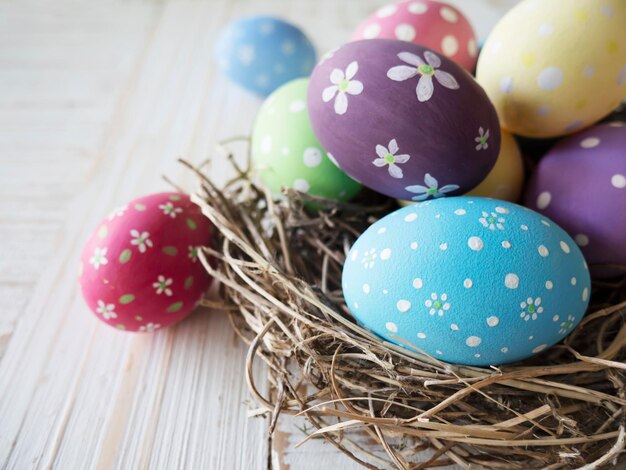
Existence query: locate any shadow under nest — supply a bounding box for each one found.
[181,144,626,470]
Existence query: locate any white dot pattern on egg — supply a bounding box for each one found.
[342,197,590,366]
[475,0,626,138]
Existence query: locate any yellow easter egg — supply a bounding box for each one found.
[467,130,524,201]
[477,0,626,138]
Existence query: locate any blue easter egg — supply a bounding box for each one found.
[342,197,591,366]
[215,16,317,97]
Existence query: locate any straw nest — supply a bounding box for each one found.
[182,140,626,470]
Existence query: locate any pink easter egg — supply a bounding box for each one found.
[79,192,214,332]
[352,0,478,72]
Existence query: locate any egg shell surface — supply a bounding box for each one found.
[524,122,626,272]
[308,39,501,201]
[251,78,362,202]
[476,0,626,138]
[80,192,213,332]
[352,0,478,72]
[342,197,590,366]
[467,130,524,202]
[215,15,316,97]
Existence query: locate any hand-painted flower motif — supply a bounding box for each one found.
[96,300,117,320]
[520,297,544,321]
[361,248,377,269]
[405,173,459,201]
[130,230,153,253]
[559,314,576,335]
[153,275,173,296]
[479,211,505,231]
[322,61,364,115]
[372,139,410,179]
[139,322,161,332]
[425,293,450,316]
[107,205,128,221]
[475,127,490,150]
[387,51,459,102]
[89,247,108,270]
[159,202,183,219]
[188,245,199,263]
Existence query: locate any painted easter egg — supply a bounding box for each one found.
[215,15,316,97]
[467,130,524,202]
[251,78,362,202]
[476,0,626,138]
[352,0,478,72]
[525,122,626,275]
[307,39,501,201]
[79,193,213,332]
[342,197,590,366]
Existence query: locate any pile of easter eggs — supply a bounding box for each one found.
[79,0,626,368]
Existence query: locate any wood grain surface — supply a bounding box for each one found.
[0,1,518,468]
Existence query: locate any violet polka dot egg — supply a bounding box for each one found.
[525,122,626,276]
[476,0,626,138]
[79,193,213,332]
[308,39,500,201]
[352,0,478,72]
[342,197,590,366]
[215,16,316,97]
[251,78,362,202]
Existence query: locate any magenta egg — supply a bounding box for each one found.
[352,0,478,72]
[79,192,214,332]
[307,39,500,201]
[524,122,626,275]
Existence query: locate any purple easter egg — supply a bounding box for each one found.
[525,122,626,275]
[307,39,500,201]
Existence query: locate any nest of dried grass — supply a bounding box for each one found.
[183,141,626,469]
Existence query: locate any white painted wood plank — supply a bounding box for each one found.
[0,1,269,468]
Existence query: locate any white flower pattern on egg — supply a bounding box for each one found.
[520,297,544,321]
[405,173,459,201]
[361,248,377,269]
[425,292,450,316]
[372,139,410,179]
[159,202,183,219]
[188,245,199,262]
[559,314,576,335]
[89,247,108,270]
[153,275,173,296]
[139,322,161,332]
[96,300,117,320]
[322,61,363,115]
[474,127,490,150]
[130,230,153,253]
[387,51,459,102]
[479,211,505,231]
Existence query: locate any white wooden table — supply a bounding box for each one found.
[0,1,518,468]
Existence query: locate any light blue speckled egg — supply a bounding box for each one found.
[342,197,591,366]
[215,16,317,97]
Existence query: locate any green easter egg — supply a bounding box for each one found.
[252,78,362,202]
